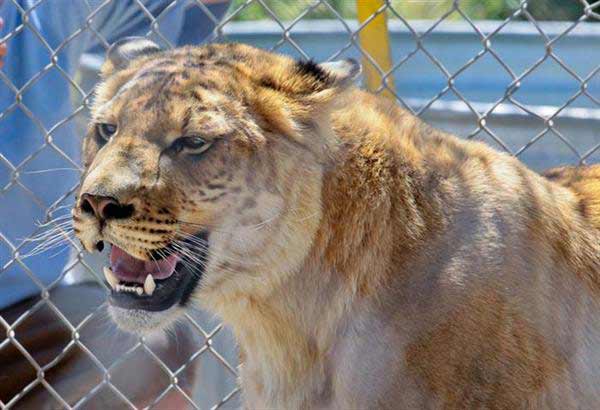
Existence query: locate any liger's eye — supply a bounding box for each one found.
[172,136,212,155]
[97,123,117,141]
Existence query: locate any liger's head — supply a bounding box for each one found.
[72,38,360,333]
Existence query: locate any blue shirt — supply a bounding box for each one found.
[0,0,229,309]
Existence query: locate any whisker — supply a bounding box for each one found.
[33,217,73,231]
[172,243,207,267]
[148,249,162,274]
[171,242,202,262]
[172,235,253,268]
[163,245,205,279]
[24,227,72,245]
[48,244,72,259]
[25,223,72,243]
[176,218,274,233]
[29,226,73,244]
[22,230,75,258]
[49,204,75,212]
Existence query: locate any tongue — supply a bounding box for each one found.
[110,245,179,284]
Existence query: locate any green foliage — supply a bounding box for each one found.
[227,0,586,22]
[228,0,353,22]
[526,0,584,21]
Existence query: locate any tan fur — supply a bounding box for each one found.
[405,289,567,409]
[73,43,600,409]
[544,164,600,230]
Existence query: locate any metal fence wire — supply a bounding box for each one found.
[1,0,599,408]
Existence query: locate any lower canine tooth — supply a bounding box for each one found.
[103,267,119,290]
[144,274,156,296]
[136,287,143,296]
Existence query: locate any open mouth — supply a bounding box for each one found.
[103,231,209,312]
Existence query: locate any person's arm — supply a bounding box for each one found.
[0,16,6,68]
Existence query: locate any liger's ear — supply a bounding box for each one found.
[289,58,362,94]
[311,59,362,88]
[250,57,361,141]
[101,37,162,76]
[291,58,361,115]
[259,57,361,97]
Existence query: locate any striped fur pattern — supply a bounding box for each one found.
[73,41,600,409]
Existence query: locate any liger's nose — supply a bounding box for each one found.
[79,193,135,220]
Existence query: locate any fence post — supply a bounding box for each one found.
[356,0,395,98]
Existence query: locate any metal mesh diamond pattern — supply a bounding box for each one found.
[1,0,599,408]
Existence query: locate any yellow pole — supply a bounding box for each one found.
[356,0,395,99]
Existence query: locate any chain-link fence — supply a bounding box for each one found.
[1,0,599,408]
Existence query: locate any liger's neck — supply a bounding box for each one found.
[221,134,443,406]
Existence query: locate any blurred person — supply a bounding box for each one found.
[0,0,229,407]
[0,17,5,68]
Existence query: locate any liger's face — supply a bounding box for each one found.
[72,40,357,333]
